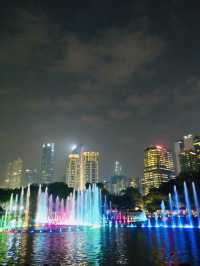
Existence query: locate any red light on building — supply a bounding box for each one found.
[156,145,163,150]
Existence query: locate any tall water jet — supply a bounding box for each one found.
[168,193,175,227]
[17,187,24,228]
[174,185,182,227]
[35,186,48,226]
[24,184,30,228]
[34,184,103,227]
[155,212,159,227]
[183,182,193,227]
[192,182,200,227]
[161,200,167,227]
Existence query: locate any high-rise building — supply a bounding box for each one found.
[174,134,200,173]
[183,134,193,151]
[128,177,137,189]
[82,151,99,184]
[65,146,100,189]
[142,145,175,195]
[65,151,80,189]
[40,143,55,184]
[111,175,127,194]
[114,161,122,176]
[193,136,200,171]
[23,168,38,186]
[179,150,197,172]
[174,140,184,174]
[5,158,23,189]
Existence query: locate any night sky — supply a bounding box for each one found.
[1,0,200,181]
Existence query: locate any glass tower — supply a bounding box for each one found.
[40,143,55,184]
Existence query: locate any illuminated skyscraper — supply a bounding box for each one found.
[183,134,193,150]
[5,158,23,189]
[65,146,100,189]
[82,151,100,185]
[142,145,175,195]
[65,151,80,189]
[179,150,197,172]
[174,134,200,173]
[114,161,122,176]
[193,136,200,171]
[174,140,184,174]
[40,143,55,184]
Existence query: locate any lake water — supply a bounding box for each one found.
[0,227,200,265]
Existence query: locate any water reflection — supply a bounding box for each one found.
[0,227,199,265]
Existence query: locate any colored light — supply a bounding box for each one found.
[156,145,163,150]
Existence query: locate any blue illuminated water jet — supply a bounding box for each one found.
[183,182,193,227]
[168,193,175,227]
[174,185,183,228]
[192,182,200,228]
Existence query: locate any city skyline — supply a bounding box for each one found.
[2,131,199,187]
[1,1,200,185]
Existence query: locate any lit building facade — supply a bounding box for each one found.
[5,158,23,189]
[114,161,122,176]
[174,140,184,174]
[179,151,197,172]
[142,145,175,195]
[174,134,200,173]
[82,151,99,184]
[128,177,137,189]
[40,143,55,184]
[65,147,100,189]
[193,136,200,171]
[65,152,80,189]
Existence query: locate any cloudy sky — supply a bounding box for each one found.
[1,0,200,181]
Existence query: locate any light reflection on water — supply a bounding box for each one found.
[0,227,200,265]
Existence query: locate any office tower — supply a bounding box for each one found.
[174,134,200,173]
[111,175,127,195]
[183,134,193,151]
[193,136,200,171]
[5,158,23,189]
[65,146,100,189]
[174,140,184,174]
[40,143,55,184]
[82,151,100,184]
[114,161,122,176]
[23,169,38,186]
[142,145,175,195]
[111,161,127,194]
[174,134,193,174]
[65,151,80,189]
[128,177,137,189]
[179,151,197,172]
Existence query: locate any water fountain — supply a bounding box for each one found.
[192,182,200,228]
[35,184,102,227]
[174,185,183,227]
[183,182,193,227]
[161,200,167,227]
[0,185,31,231]
[144,182,200,229]
[168,193,175,227]
[1,181,200,231]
